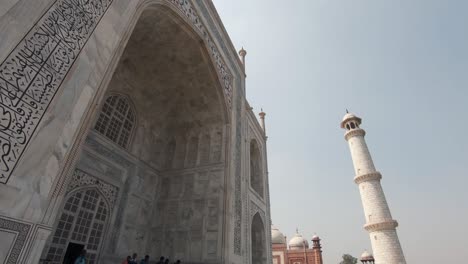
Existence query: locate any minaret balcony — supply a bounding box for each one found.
[354,172,382,184]
[344,128,366,141]
[364,219,399,232]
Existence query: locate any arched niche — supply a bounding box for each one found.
[45,187,111,264]
[250,139,264,198]
[94,94,137,149]
[251,213,267,264]
[98,6,229,169]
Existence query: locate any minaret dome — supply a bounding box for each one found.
[341,112,362,131]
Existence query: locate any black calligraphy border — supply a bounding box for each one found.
[0,0,114,184]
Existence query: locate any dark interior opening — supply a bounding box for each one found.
[63,242,84,264]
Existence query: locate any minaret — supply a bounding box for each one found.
[311,235,323,264]
[341,112,406,264]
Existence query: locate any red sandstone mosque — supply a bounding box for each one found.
[271,225,323,264]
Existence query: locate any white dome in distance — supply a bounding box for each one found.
[361,250,374,261]
[288,230,309,249]
[271,225,286,244]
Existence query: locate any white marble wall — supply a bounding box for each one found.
[0,1,271,263]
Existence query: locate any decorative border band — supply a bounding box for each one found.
[354,171,382,184]
[0,217,32,264]
[168,0,233,108]
[67,169,119,211]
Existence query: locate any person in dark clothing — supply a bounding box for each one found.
[174,260,181,264]
[74,249,86,264]
[121,256,131,264]
[139,255,150,264]
[157,256,165,264]
[164,259,169,264]
[129,253,138,264]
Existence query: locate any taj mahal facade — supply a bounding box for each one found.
[0,1,272,263]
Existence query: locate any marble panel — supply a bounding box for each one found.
[119,225,145,255]
[159,177,170,199]
[182,175,194,199]
[78,153,122,180]
[164,201,178,225]
[173,231,188,260]
[179,203,194,228]
[0,230,15,263]
[205,231,218,258]
[136,199,151,227]
[207,199,218,230]
[169,179,183,199]
[124,195,140,226]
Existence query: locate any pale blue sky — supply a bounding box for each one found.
[214,0,468,263]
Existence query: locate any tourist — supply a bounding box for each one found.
[129,253,138,264]
[121,256,131,264]
[157,256,165,264]
[74,249,86,264]
[164,258,170,264]
[140,255,150,264]
[174,260,181,264]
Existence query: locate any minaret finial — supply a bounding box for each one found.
[238,47,247,70]
[346,109,349,113]
[259,109,267,136]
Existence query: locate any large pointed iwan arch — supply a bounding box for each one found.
[46,0,233,224]
[42,2,234,263]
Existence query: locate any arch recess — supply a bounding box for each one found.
[250,139,264,198]
[251,213,267,264]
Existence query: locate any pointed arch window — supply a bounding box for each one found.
[94,95,135,148]
[45,188,110,264]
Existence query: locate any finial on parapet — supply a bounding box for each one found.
[239,47,247,70]
[259,108,267,136]
[346,109,349,113]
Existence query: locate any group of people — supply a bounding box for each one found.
[72,250,181,264]
[122,254,181,264]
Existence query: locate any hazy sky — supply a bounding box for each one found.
[213,0,468,263]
